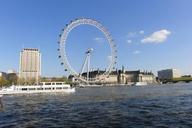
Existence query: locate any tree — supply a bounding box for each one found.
[40,76,71,83]
[7,73,18,85]
[17,78,26,85]
[0,77,9,87]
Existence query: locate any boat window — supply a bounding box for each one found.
[29,88,35,90]
[22,88,27,90]
[63,87,68,89]
[37,88,43,90]
[52,83,55,85]
[45,83,51,85]
[56,83,62,85]
[56,87,62,89]
[45,88,51,90]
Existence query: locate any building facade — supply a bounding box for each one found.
[0,71,7,79]
[19,48,41,83]
[68,68,156,85]
[118,70,156,85]
[158,69,181,80]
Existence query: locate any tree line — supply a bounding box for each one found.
[0,73,18,87]
[0,75,71,87]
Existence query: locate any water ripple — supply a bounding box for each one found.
[1,84,192,127]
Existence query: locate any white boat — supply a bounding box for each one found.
[0,82,75,95]
[134,82,148,86]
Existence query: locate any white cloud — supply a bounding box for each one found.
[139,30,144,34]
[126,39,132,44]
[94,37,104,43]
[133,50,140,54]
[141,29,171,44]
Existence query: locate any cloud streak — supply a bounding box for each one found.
[141,29,171,44]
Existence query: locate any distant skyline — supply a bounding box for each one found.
[0,0,192,76]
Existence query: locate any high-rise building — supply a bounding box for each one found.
[19,48,41,82]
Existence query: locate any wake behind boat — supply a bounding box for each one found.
[0,82,75,95]
[134,82,148,86]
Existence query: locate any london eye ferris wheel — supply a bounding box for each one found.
[58,18,117,83]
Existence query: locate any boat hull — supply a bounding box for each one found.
[0,88,75,95]
[0,84,75,95]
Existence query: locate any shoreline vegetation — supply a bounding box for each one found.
[1,75,192,87]
[0,76,71,87]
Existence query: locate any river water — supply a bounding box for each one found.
[1,84,192,128]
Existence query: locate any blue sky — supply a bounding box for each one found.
[0,0,192,76]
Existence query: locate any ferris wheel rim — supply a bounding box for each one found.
[58,18,117,83]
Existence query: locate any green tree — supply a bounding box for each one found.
[7,73,18,85]
[0,77,9,87]
[17,78,26,85]
[40,76,71,83]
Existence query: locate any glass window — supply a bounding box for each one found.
[45,83,51,85]
[29,88,35,90]
[56,87,62,89]
[45,88,51,90]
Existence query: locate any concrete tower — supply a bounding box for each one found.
[19,48,41,83]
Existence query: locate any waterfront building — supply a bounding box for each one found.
[68,67,156,85]
[118,70,156,85]
[158,69,181,80]
[19,48,41,83]
[68,69,119,84]
[0,71,7,79]
[95,70,118,84]
[79,69,118,84]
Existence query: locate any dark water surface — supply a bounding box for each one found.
[1,84,192,128]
